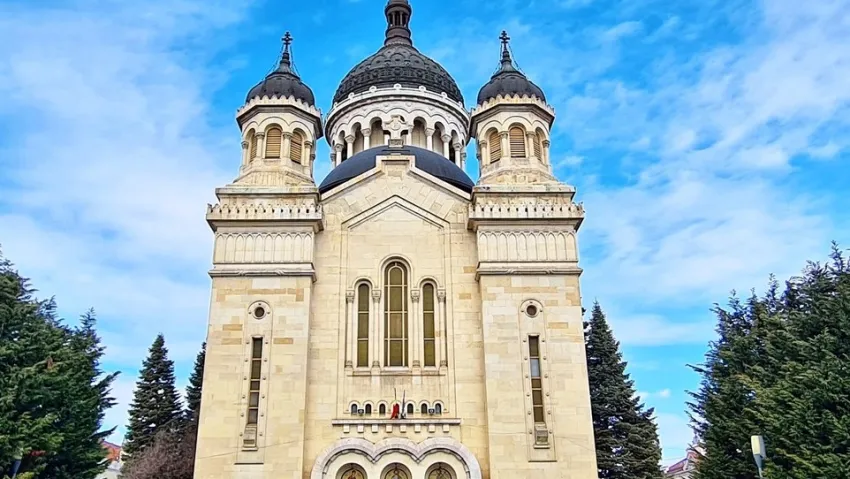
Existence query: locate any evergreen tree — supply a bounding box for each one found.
[585,302,663,479]
[0,250,115,478]
[124,334,182,456]
[185,342,206,422]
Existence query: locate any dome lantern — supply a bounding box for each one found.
[384,0,413,47]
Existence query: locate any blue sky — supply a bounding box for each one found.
[1,0,849,465]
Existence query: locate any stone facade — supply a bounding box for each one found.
[194,2,598,478]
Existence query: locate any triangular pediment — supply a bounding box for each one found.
[343,195,448,231]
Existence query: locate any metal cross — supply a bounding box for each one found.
[282,32,292,47]
[500,30,510,47]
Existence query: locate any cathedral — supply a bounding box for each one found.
[195,1,598,477]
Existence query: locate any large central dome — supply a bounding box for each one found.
[332,0,463,105]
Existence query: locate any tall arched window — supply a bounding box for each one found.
[265,127,282,158]
[420,403,428,414]
[384,261,409,367]
[411,120,427,148]
[356,283,370,368]
[422,283,436,367]
[488,130,501,162]
[510,126,526,158]
[290,130,304,163]
[534,131,543,159]
[248,130,258,159]
[428,464,454,479]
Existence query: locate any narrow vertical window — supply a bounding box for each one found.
[365,404,372,416]
[422,284,436,367]
[529,336,545,424]
[510,126,526,158]
[290,130,304,163]
[248,131,258,159]
[533,132,543,159]
[350,403,358,415]
[384,261,409,367]
[379,404,387,415]
[265,127,282,158]
[421,403,428,414]
[247,338,263,425]
[488,130,501,162]
[357,283,370,367]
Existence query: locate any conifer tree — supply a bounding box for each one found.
[185,342,206,422]
[585,302,663,479]
[124,334,183,456]
[0,251,116,478]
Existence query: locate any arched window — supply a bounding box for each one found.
[350,403,358,415]
[248,130,258,159]
[509,126,526,158]
[406,403,414,415]
[384,464,409,479]
[488,130,501,162]
[371,121,384,147]
[357,283,370,368]
[412,120,427,148]
[384,261,409,367]
[379,403,387,415]
[422,283,436,367]
[364,404,372,415]
[340,466,366,479]
[534,132,543,159]
[434,403,442,414]
[290,130,304,164]
[265,127,282,158]
[428,464,454,479]
[421,403,428,414]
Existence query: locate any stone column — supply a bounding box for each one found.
[452,142,463,167]
[303,141,313,174]
[542,139,551,165]
[442,134,451,158]
[480,140,490,166]
[438,289,448,367]
[241,140,249,166]
[500,131,510,159]
[256,132,266,159]
[527,132,537,160]
[345,290,355,368]
[345,135,355,158]
[282,132,293,161]
[410,289,421,369]
[461,150,467,171]
[425,128,435,151]
[334,143,343,167]
[362,128,372,150]
[372,289,382,369]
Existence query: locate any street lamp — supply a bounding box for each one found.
[751,435,766,479]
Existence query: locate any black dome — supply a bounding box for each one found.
[319,145,474,194]
[476,32,546,105]
[332,0,463,105]
[246,33,316,106]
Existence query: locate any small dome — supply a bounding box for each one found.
[476,31,546,105]
[319,145,474,194]
[246,32,316,106]
[332,0,463,105]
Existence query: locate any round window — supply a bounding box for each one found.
[526,304,539,318]
[253,305,266,319]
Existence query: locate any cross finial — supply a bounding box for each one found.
[500,30,510,48]
[282,31,292,48]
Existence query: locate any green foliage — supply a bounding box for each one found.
[185,342,205,422]
[691,244,850,479]
[585,302,664,479]
[124,334,183,456]
[0,250,116,479]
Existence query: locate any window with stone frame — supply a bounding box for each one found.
[422,283,436,367]
[356,283,370,367]
[384,261,409,367]
[265,126,282,158]
[247,337,263,425]
[529,335,545,424]
[290,129,304,163]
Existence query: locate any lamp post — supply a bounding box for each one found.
[751,435,766,479]
[10,448,22,479]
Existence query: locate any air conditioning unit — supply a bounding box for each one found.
[358,409,365,416]
[428,408,436,415]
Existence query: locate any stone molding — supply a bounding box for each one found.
[468,202,584,232]
[477,230,578,263]
[310,437,482,479]
[213,231,314,264]
[237,94,323,121]
[207,203,323,222]
[470,93,555,119]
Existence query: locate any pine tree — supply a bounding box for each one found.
[0,251,116,478]
[585,302,663,479]
[124,334,183,456]
[185,342,206,422]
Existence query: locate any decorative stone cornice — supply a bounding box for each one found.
[470,93,555,118]
[207,203,322,220]
[237,94,322,120]
[468,202,584,231]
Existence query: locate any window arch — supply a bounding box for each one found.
[488,129,501,162]
[384,261,409,367]
[350,403,359,415]
[379,403,387,415]
[290,129,304,163]
[383,464,410,479]
[265,126,282,158]
[533,131,543,159]
[421,403,429,414]
[339,465,367,479]
[509,126,526,158]
[356,283,370,368]
[422,283,436,367]
[434,402,443,414]
[411,119,427,148]
[406,403,414,415]
[248,130,258,159]
[427,464,455,479]
[364,404,372,415]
